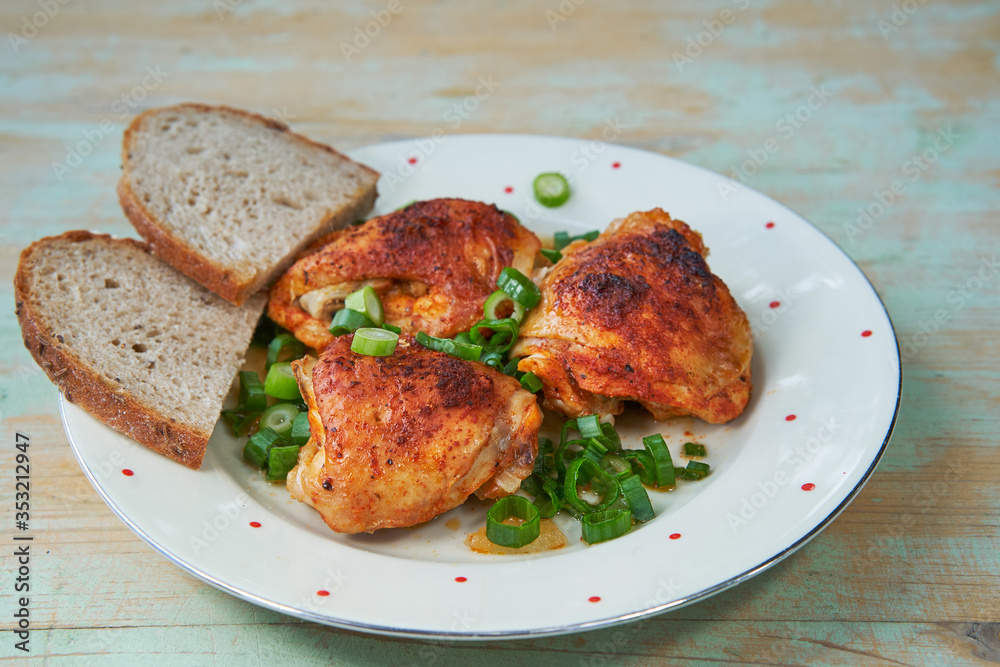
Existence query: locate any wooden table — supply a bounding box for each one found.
[2,0,997,664]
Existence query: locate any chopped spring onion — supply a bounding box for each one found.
[266,333,305,369]
[576,414,602,439]
[601,453,631,477]
[259,403,299,439]
[221,410,258,436]
[539,248,562,264]
[553,229,599,251]
[469,318,520,354]
[497,267,541,309]
[581,508,632,544]
[534,478,563,519]
[235,371,267,412]
[479,349,506,371]
[329,308,373,337]
[486,496,540,548]
[264,362,301,401]
[265,444,301,481]
[599,422,622,452]
[641,433,676,488]
[561,414,621,453]
[415,331,482,361]
[483,289,527,322]
[618,473,654,523]
[381,323,402,334]
[535,437,555,476]
[533,172,571,208]
[582,438,609,466]
[682,460,711,480]
[621,449,656,486]
[559,417,579,447]
[290,411,311,447]
[563,457,620,514]
[351,328,398,356]
[521,474,542,497]
[344,285,385,327]
[520,371,542,393]
[221,371,267,435]
[684,442,707,458]
[244,427,287,469]
[554,438,585,478]
[503,357,521,376]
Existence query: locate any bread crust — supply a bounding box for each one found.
[14,231,211,469]
[117,102,380,305]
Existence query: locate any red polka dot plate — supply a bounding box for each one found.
[60,135,900,639]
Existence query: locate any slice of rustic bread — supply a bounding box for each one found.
[15,231,266,469]
[117,103,379,305]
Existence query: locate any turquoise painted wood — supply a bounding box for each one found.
[1,0,998,664]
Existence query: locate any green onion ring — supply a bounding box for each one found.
[486,496,541,548]
[329,308,374,336]
[266,333,305,369]
[468,318,520,354]
[344,285,385,327]
[265,444,301,481]
[264,362,302,401]
[539,248,562,264]
[415,331,482,361]
[641,433,676,487]
[519,371,542,393]
[581,508,632,544]
[563,457,621,514]
[290,411,311,447]
[350,328,399,356]
[618,473,654,523]
[258,403,299,439]
[496,267,541,309]
[483,289,527,322]
[236,370,266,412]
[243,427,287,469]
[533,172,571,208]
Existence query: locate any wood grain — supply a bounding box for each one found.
[1,0,998,664]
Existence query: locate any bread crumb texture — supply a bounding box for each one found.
[19,233,264,438]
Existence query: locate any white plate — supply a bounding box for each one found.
[62,135,900,639]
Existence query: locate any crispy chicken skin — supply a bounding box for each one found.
[287,335,542,534]
[511,209,752,424]
[269,198,540,352]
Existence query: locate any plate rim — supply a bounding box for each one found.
[60,132,902,640]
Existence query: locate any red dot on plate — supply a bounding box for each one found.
[589,596,601,603]
[121,469,134,476]
[407,157,417,165]
[785,414,797,421]
[611,161,621,169]
[249,521,261,528]
[766,222,775,229]
[455,576,467,583]
[504,186,513,193]
[862,330,873,337]
[316,590,330,597]
[769,301,781,309]
[669,533,681,540]
[802,483,816,491]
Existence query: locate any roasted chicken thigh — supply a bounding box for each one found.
[287,334,542,534]
[269,198,540,351]
[511,209,752,424]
